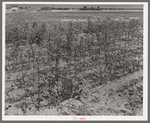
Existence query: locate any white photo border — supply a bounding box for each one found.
[2,2,148,121]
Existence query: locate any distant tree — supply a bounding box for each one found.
[83,6,87,10]
[40,7,51,10]
[91,7,94,10]
[19,7,23,9]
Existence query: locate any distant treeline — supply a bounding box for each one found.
[79,6,143,10]
[6,5,143,11]
[40,6,143,11]
[6,5,30,9]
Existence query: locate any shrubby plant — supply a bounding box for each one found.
[5,15,143,115]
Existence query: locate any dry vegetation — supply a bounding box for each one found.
[5,12,143,115]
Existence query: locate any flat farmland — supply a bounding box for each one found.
[6,11,143,24]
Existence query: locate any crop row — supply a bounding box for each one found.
[5,16,143,114]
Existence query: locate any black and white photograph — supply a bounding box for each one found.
[2,2,148,121]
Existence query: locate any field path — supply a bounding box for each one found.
[79,70,143,115]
